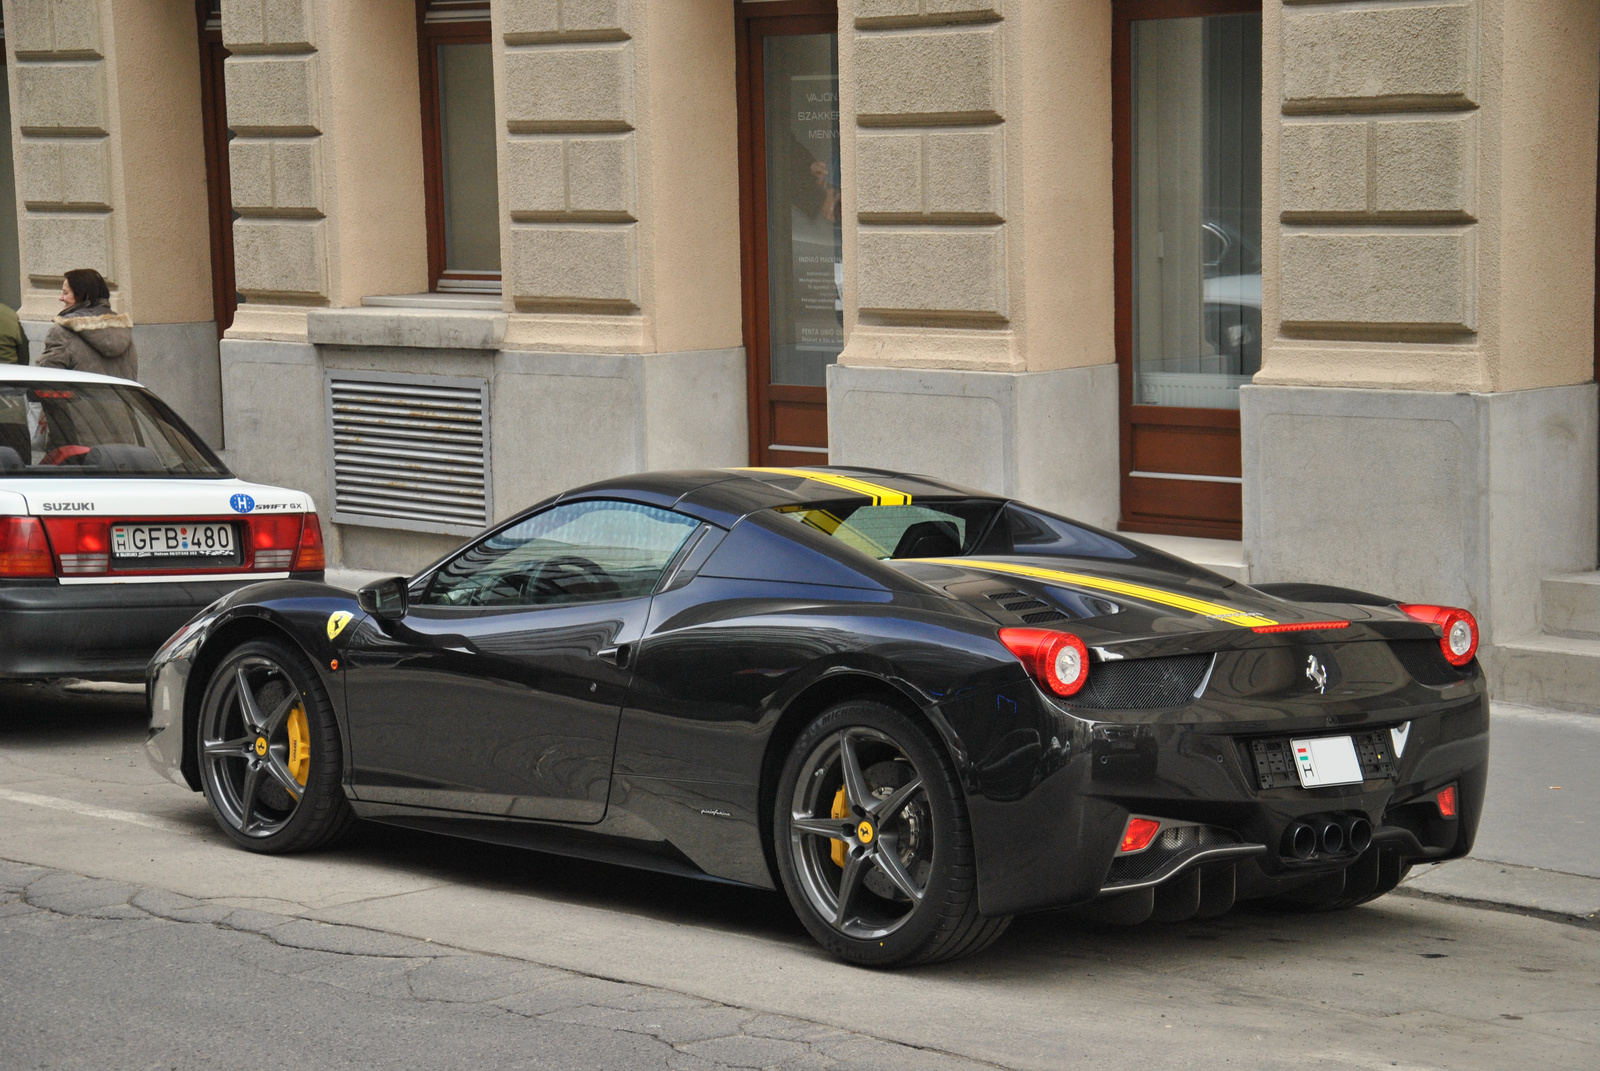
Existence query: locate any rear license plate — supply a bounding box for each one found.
[1290,735,1365,788]
[112,522,236,559]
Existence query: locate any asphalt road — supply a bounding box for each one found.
[1,683,1597,1071]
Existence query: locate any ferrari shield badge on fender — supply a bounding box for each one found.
[326,611,353,640]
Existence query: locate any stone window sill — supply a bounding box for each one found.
[306,294,508,350]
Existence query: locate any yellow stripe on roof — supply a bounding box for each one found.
[916,557,1278,627]
[738,468,912,506]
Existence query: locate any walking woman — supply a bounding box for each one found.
[39,268,137,379]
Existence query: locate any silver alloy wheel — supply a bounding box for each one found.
[788,726,933,940]
[200,655,308,838]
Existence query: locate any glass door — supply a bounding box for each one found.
[1115,1,1261,539]
[737,2,842,465]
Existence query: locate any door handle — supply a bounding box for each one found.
[596,644,630,667]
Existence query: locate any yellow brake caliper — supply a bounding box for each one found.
[830,785,848,867]
[286,703,310,789]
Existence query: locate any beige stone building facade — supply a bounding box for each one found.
[2,0,1598,707]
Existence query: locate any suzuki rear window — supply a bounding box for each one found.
[0,383,227,478]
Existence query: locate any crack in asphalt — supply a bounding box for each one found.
[1,857,1016,1071]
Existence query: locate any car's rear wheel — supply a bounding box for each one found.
[197,638,356,853]
[773,699,1010,967]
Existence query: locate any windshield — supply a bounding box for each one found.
[771,499,1003,559]
[0,382,228,478]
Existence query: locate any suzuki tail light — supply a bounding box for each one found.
[999,627,1091,697]
[1399,604,1479,666]
[248,515,302,571]
[293,512,325,572]
[0,517,54,577]
[41,518,111,575]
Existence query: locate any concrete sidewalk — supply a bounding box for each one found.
[1400,703,1600,921]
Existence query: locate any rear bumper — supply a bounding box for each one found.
[941,677,1490,918]
[0,573,324,680]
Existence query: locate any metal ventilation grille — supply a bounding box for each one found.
[1070,654,1214,710]
[988,590,1070,625]
[326,371,491,536]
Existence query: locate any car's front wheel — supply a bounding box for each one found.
[773,699,1010,966]
[197,638,356,853]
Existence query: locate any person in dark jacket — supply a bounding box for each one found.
[39,268,137,379]
[0,301,26,365]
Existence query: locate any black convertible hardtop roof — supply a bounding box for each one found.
[557,467,1001,527]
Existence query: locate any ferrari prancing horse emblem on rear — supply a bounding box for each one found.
[1305,654,1328,694]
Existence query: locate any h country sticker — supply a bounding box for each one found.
[326,611,353,640]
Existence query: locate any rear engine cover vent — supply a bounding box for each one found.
[989,589,1070,625]
[1070,653,1214,709]
[326,370,491,536]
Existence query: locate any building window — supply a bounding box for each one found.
[1130,10,1262,411]
[417,1,500,294]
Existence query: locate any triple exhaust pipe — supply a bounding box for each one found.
[1283,814,1372,858]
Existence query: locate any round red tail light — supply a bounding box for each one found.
[1399,604,1479,666]
[999,627,1091,697]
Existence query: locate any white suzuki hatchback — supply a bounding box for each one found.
[0,365,324,680]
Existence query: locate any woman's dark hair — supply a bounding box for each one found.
[63,268,110,308]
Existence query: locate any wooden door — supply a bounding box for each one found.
[196,0,236,334]
[736,1,841,466]
[1113,0,1262,540]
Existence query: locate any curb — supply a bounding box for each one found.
[1399,857,1600,923]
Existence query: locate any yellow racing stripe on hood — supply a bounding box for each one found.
[737,468,912,506]
[916,557,1278,627]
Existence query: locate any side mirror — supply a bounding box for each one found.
[357,577,410,621]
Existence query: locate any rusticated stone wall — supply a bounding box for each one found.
[8,0,114,297]
[838,0,1115,374]
[221,0,427,328]
[501,0,638,315]
[223,0,326,305]
[1259,0,1599,392]
[5,0,213,325]
[493,0,742,356]
[2,0,222,440]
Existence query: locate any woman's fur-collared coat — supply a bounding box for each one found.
[39,304,138,379]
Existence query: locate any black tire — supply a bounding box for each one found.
[772,699,1010,967]
[196,638,357,853]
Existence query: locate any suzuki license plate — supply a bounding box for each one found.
[1290,735,1365,788]
[112,522,235,558]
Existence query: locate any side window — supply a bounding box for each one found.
[976,505,1138,561]
[421,500,701,608]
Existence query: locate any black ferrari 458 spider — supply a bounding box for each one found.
[145,467,1488,966]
